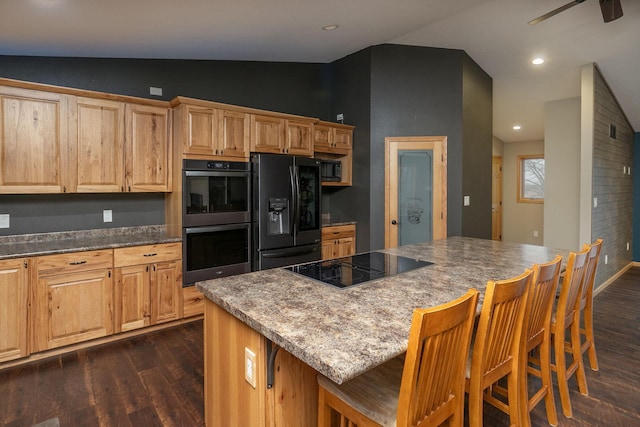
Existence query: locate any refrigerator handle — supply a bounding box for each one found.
[289,165,297,236]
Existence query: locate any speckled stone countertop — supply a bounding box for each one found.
[197,236,569,385]
[0,226,181,260]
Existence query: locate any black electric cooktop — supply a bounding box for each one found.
[285,251,433,288]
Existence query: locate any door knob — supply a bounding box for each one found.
[391,220,397,225]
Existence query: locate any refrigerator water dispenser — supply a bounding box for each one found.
[268,197,289,235]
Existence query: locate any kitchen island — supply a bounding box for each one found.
[196,236,568,426]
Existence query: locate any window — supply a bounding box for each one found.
[518,155,544,203]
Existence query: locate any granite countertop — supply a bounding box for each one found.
[0,226,181,260]
[196,236,569,385]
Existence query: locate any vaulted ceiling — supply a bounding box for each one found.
[1,0,638,142]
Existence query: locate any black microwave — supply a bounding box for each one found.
[321,160,342,182]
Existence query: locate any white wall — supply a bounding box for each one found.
[502,140,545,244]
[544,97,582,250]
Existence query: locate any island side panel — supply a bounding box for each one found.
[204,299,266,427]
[267,348,319,426]
[205,299,320,426]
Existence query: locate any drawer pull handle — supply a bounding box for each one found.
[69,260,87,265]
[143,253,158,257]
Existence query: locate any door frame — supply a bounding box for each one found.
[384,136,447,248]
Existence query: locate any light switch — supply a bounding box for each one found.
[245,347,257,388]
[0,214,9,229]
[593,197,598,208]
[103,209,113,223]
[463,195,470,206]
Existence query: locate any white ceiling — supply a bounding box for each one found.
[1,0,638,142]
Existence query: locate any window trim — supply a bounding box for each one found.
[517,154,544,204]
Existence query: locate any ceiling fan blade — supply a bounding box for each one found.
[600,0,623,22]
[528,0,587,25]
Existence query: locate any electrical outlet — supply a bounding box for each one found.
[0,214,9,229]
[336,113,344,122]
[604,254,608,264]
[103,209,113,223]
[533,230,539,238]
[245,347,257,388]
[593,197,598,208]
[463,195,470,206]
[149,86,163,96]
[627,242,630,251]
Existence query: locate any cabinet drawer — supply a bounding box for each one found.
[114,242,181,267]
[322,225,356,241]
[37,249,113,276]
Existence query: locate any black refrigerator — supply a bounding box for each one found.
[251,153,322,270]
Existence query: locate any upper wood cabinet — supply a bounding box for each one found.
[0,86,70,193]
[250,114,285,154]
[251,114,315,156]
[69,97,126,193]
[174,102,250,159]
[0,258,30,363]
[125,104,172,192]
[313,121,353,153]
[0,80,172,194]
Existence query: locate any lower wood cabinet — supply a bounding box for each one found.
[183,285,205,317]
[32,250,114,352]
[321,224,356,260]
[0,258,30,363]
[114,243,183,333]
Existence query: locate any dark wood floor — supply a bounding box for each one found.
[2,268,640,427]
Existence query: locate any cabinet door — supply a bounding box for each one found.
[285,120,313,156]
[313,124,332,151]
[0,86,69,193]
[218,109,250,158]
[150,260,182,325]
[333,128,352,150]
[34,269,113,351]
[71,97,125,192]
[321,241,335,260]
[250,114,284,154]
[183,104,217,156]
[335,237,355,258]
[125,104,172,192]
[0,258,29,362]
[115,264,150,333]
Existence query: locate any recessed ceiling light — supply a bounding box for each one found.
[322,24,339,31]
[532,57,545,65]
[513,125,522,130]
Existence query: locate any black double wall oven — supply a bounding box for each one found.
[182,159,252,286]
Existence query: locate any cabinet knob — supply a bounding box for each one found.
[23,261,28,269]
[391,220,397,225]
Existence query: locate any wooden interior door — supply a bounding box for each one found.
[385,136,447,248]
[492,156,503,240]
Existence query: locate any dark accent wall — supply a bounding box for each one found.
[0,55,330,236]
[0,48,492,243]
[0,194,163,236]
[321,50,372,254]
[324,44,492,251]
[591,66,634,287]
[462,55,493,238]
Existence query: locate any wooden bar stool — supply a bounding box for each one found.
[317,289,479,427]
[519,255,562,427]
[465,269,533,427]
[579,238,603,371]
[545,247,590,418]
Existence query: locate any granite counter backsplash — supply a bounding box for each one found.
[0,226,181,260]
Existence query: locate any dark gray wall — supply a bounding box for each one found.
[0,194,163,236]
[323,44,493,251]
[0,48,492,242]
[461,54,493,238]
[0,55,330,236]
[322,49,373,254]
